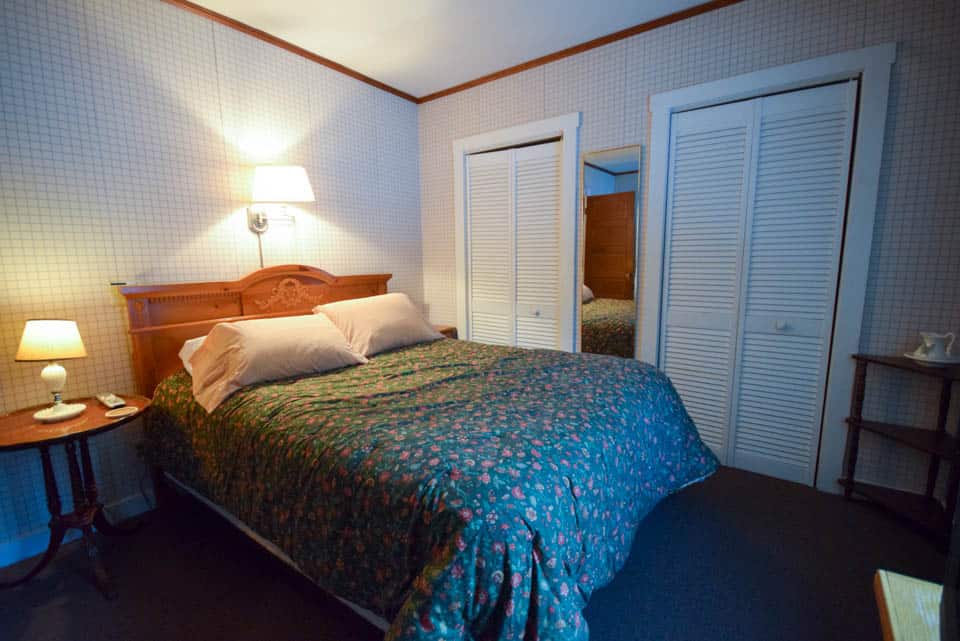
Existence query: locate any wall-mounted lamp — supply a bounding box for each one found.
[248,165,315,266]
[248,165,315,233]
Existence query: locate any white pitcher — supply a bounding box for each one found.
[918,332,955,361]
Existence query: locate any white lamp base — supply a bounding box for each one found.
[34,402,86,423]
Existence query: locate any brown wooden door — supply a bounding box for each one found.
[584,192,636,299]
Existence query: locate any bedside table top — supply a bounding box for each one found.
[0,394,151,452]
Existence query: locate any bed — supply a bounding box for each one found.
[581,298,637,359]
[123,265,716,641]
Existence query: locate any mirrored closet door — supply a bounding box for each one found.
[580,146,640,359]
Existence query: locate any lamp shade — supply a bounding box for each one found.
[251,165,315,203]
[15,320,88,362]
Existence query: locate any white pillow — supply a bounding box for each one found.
[189,314,366,413]
[313,292,442,357]
[178,336,206,375]
[582,283,595,303]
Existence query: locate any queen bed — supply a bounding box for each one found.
[580,298,637,359]
[123,265,716,641]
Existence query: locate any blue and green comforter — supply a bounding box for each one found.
[146,338,716,640]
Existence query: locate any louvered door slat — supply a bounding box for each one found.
[464,141,564,350]
[660,102,755,460]
[730,81,857,484]
[466,151,513,345]
[514,142,561,349]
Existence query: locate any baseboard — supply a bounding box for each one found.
[0,492,153,569]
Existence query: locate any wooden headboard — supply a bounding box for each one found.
[120,265,390,397]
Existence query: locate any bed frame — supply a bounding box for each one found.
[119,264,393,632]
[119,265,390,397]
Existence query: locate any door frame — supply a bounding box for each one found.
[640,44,896,491]
[453,113,582,351]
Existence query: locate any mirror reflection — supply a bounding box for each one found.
[581,146,640,358]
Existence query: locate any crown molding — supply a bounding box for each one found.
[416,0,744,103]
[584,161,639,177]
[162,0,418,102]
[164,0,744,105]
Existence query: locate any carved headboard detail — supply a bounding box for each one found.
[120,265,391,397]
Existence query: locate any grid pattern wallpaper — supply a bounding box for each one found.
[418,0,960,492]
[0,0,420,560]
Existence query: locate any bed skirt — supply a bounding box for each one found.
[163,472,391,634]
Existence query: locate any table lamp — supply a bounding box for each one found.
[15,319,88,422]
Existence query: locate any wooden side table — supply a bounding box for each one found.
[0,394,150,599]
[840,354,960,538]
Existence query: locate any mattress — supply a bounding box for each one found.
[146,338,715,641]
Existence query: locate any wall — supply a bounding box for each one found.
[418,0,960,493]
[0,0,421,565]
[583,165,615,196]
[613,172,639,195]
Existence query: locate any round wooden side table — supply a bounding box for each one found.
[0,394,150,599]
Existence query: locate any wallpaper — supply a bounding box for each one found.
[0,0,420,563]
[418,0,960,493]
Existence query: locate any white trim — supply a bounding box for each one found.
[454,113,582,351]
[640,44,896,492]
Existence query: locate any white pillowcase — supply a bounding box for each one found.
[313,292,442,357]
[189,314,366,413]
[178,336,207,375]
[582,283,595,303]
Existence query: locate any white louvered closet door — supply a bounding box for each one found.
[514,142,561,349]
[729,82,858,483]
[464,141,563,349]
[659,101,755,459]
[466,150,514,345]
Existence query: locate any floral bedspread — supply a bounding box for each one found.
[147,338,716,641]
[581,298,637,358]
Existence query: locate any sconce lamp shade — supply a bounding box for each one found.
[15,320,88,361]
[251,165,315,203]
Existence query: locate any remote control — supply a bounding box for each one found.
[96,392,126,409]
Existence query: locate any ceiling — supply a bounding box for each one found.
[585,146,640,173]
[191,0,705,98]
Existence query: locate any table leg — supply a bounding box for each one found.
[842,360,868,498]
[0,446,67,588]
[65,441,87,512]
[945,458,960,531]
[79,436,140,537]
[80,525,116,600]
[926,379,953,498]
[79,436,99,507]
[66,440,117,599]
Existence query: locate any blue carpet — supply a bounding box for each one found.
[585,467,944,641]
[0,467,944,640]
